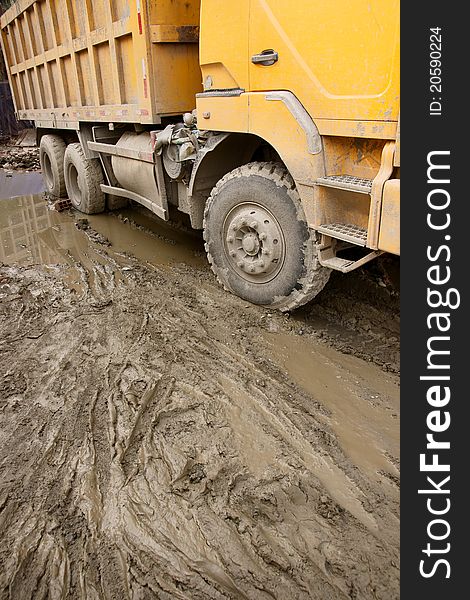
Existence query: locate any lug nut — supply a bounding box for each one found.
[259,233,267,241]
[237,261,245,269]
[250,266,256,273]
[262,249,270,255]
[230,251,236,257]
[227,236,234,243]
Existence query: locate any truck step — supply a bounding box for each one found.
[319,249,384,273]
[317,223,368,246]
[316,175,373,194]
[319,256,355,271]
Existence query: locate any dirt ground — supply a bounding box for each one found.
[0,137,40,171]
[0,191,400,599]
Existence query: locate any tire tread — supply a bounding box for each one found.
[64,143,105,214]
[203,162,330,312]
[39,134,67,197]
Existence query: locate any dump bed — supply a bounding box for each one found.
[0,0,202,129]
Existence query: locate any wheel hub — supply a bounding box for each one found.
[43,154,53,189]
[242,233,260,255]
[223,203,285,283]
[67,163,83,207]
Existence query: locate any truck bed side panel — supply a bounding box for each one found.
[0,0,202,126]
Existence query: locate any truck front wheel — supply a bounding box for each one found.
[203,162,331,312]
[39,134,67,197]
[64,143,105,214]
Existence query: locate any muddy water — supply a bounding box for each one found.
[264,333,399,478]
[0,193,400,599]
[0,171,44,200]
[0,194,204,269]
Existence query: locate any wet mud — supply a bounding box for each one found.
[0,194,400,599]
[0,142,40,172]
[0,171,44,200]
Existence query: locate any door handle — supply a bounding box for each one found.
[251,49,279,66]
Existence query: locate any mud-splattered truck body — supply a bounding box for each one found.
[1,0,400,311]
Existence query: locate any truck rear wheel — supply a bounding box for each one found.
[39,134,67,197]
[203,162,331,312]
[64,143,105,214]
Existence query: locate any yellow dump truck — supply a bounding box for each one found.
[1,0,399,311]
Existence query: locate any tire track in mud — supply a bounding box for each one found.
[0,227,399,599]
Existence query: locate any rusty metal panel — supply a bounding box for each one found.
[378,179,400,255]
[0,0,202,127]
[394,116,400,167]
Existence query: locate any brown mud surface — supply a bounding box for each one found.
[0,142,40,172]
[0,194,399,599]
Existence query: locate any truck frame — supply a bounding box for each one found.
[1,0,400,311]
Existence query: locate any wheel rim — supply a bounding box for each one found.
[222,202,285,284]
[42,152,54,191]
[67,162,82,208]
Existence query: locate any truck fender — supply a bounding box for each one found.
[187,132,262,228]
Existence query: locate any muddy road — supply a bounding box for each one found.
[0,193,400,599]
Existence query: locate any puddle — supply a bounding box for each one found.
[221,374,380,532]
[0,171,44,200]
[0,194,205,270]
[88,206,205,268]
[263,332,399,479]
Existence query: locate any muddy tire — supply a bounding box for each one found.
[39,134,67,197]
[203,162,331,312]
[64,143,105,214]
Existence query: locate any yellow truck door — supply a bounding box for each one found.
[248,0,400,127]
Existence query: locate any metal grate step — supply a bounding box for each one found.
[317,223,368,246]
[320,257,356,271]
[316,175,373,194]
